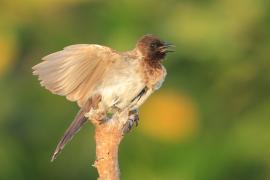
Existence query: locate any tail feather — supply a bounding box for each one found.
[51,109,87,162]
[50,94,101,162]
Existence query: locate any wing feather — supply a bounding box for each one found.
[33,44,117,106]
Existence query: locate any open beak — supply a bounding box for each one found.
[159,42,175,53]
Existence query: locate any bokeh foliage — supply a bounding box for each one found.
[0,0,270,179]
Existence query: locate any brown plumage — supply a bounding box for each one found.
[32,34,174,161]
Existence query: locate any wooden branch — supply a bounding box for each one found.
[91,110,128,180]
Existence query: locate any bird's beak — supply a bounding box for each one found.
[159,42,175,53]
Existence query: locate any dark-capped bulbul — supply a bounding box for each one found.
[32,34,174,161]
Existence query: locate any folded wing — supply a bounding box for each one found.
[32,44,118,106]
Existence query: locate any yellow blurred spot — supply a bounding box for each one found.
[140,90,199,142]
[0,35,17,75]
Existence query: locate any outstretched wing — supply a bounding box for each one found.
[32,44,119,106]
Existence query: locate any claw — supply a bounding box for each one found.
[122,110,139,134]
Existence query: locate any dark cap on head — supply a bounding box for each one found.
[136,34,174,61]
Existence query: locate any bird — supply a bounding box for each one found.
[32,34,174,162]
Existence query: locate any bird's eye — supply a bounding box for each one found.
[150,42,157,48]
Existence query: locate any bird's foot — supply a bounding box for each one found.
[122,110,139,134]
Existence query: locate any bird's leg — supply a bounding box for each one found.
[123,109,139,134]
[129,109,139,127]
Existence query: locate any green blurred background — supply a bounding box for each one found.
[1,0,270,179]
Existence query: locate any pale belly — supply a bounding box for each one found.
[98,78,145,109]
[94,61,145,110]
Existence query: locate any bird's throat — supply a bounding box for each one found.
[144,57,162,69]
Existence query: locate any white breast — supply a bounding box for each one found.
[94,57,145,109]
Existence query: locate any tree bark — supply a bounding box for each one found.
[91,110,128,180]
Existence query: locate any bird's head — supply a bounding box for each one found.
[136,34,174,61]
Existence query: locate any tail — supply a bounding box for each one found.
[51,109,87,162]
[50,95,101,162]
